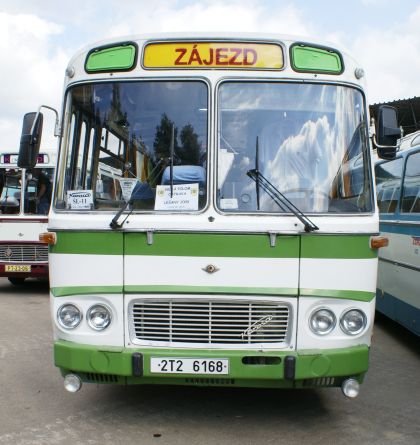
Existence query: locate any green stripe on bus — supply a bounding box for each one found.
[49,231,375,259]
[51,286,122,297]
[50,232,123,255]
[300,288,375,302]
[51,285,374,301]
[124,285,298,295]
[125,233,299,258]
[301,235,376,259]
[51,285,297,297]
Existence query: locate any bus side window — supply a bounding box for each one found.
[375,158,403,214]
[401,151,420,213]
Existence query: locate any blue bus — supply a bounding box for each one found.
[375,131,420,336]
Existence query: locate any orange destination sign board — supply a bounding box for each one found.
[143,42,284,69]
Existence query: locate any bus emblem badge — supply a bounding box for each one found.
[4,248,13,258]
[203,264,219,274]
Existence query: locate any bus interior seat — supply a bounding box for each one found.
[161,165,206,194]
[130,181,155,200]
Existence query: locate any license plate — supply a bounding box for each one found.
[5,265,31,273]
[150,357,229,375]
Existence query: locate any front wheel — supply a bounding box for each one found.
[8,277,26,285]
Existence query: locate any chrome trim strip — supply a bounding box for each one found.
[380,220,420,227]
[379,257,420,273]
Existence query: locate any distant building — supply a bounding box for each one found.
[370,97,420,137]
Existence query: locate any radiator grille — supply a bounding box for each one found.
[129,300,291,346]
[0,244,48,263]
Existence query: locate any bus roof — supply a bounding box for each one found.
[65,33,365,90]
[398,130,420,152]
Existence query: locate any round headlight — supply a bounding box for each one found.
[57,304,82,329]
[309,308,336,335]
[87,304,112,331]
[340,309,367,335]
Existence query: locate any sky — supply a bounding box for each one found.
[1,0,420,150]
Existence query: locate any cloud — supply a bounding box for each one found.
[105,1,311,37]
[1,0,420,152]
[326,5,420,103]
[360,0,391,5]
[0,12,68,149]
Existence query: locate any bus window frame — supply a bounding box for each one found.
[214,77,374,216]
[54,77,211,213]
[375,155,404,216]
[400,147,420,215]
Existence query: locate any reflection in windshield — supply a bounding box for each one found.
[58,81,208,212]
[217,82,372,213]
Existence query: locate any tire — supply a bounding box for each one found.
[8,277,26,285]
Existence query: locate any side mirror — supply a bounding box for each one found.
[17,112,43,169]
[375,105,400,160]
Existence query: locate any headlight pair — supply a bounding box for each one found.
[309,308,366,336]
[57,304,112,331]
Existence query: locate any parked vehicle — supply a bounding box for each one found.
[375,131,420,335]
[0,150,55,284]
[18,33,396,397]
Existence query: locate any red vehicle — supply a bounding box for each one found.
[0,151,54,284]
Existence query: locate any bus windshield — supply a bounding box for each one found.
[56,80,208,211]
[0,167,53,215]
[217,82,372,213]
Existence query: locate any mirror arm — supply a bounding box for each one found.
[371,134,400,150]
[370,117,403,149]
[31,105,61,138]
[371,124,403,150]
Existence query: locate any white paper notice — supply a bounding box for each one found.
[154,183,199,211]
[118,178,138,201]
[67,190,94,209]
[220,198,238,209]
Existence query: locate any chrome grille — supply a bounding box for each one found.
[129,299,291,346]
[0,244,48,263]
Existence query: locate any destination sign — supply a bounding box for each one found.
[1,153,49,165]
[143,42,283,69]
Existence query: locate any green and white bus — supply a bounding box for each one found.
[19,34,398,397]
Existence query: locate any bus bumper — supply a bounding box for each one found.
[0,263,48,279]
[54,341,370,388]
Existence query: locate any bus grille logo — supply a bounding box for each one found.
[241,315,273,339]
[4,248,12,258]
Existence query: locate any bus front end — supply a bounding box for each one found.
[0,152,54,285]
[44,35,378,396]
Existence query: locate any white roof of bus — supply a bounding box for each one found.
[398,130,420,151]
[67,32,363,86]
[62,32,368,112]
[74,32,350,55]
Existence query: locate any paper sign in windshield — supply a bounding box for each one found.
[67,190,94,209]
[154,183,199,211]
[118,178,138,202]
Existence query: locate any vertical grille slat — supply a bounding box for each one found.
[129,299,291,346]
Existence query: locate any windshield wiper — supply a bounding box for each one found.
[255,136,260,210]
[246,169,319,232]
[169,123,174,198]
[110,197,134,229]
[109,156,166,230]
